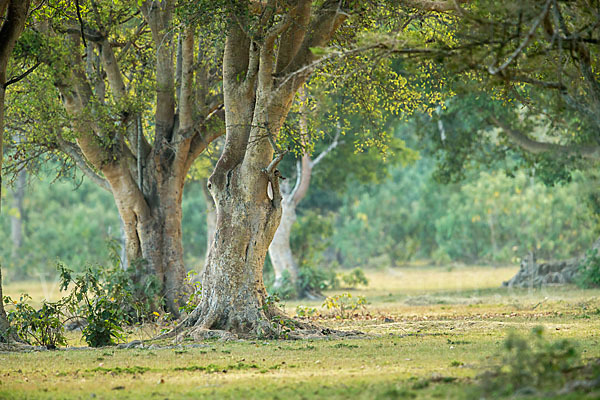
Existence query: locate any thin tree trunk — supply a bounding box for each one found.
[0,266,9,341]
[10,166,26,260]
[268,97,339,298]
[269,197,299,291]
[201,178,216,264]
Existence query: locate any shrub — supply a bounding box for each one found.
[322,293,368,319]
[295,305,317,318]
[340,268,369,288]
[4,294,67,349]
[59,264,126,347]
[479,327,579,397]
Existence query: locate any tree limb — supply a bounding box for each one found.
[490,116,600,160]
[488,0,552,75]
[56,135,111,191]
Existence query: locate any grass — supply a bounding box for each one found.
[2,264,600,399]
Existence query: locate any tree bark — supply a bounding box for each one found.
[102,160,188,315]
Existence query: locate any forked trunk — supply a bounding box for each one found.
[183,2,347,337]
[10,167,26,260]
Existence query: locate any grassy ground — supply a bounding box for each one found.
[2,265,600,399]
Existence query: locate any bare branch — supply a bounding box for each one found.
[4,61,41,88]
[311,125,341,167]
[488,0,552,75]
[265,150,288,174]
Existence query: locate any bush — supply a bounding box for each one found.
[577,248,600,288]
[478,327,579,397]
[4,294,67,349]
[340,268,369,288]
[58,264,127,347]
[57,253,163,347]
[322,293,368,319]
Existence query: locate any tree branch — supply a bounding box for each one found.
[490,116,600,160]
[488,0,552,75]
[179,25,195,134]
[57,135,111,191]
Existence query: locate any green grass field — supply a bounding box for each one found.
[2,265,600,399]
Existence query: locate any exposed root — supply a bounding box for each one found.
[151,305,363,343]
[0,342,38,352]
[189,328,237,341]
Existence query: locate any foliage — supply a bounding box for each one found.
[334,158,596,266]
[322,293,368,319]
[479,327,580,397]
[435,171,596,264]
[57,249,162,347]
[577,249,600,289]
[3,294,67,349]
[340,268,369,288]
[295,305,317,318]
[179,271,202,315]
[58,264,125,347]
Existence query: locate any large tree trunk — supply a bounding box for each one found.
[104,164,188,316]
[201,178,216,264]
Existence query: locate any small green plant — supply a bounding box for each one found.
[4,294,67,349]
[58,264,128,347]
[340,268,369,288]
[322,293,368,319]
[262,294,295,338]
[577,248,600,288]
[295,305,317,318]
[478,326,580,397]
[179,270,202,314]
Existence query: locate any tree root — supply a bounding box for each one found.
[151,306,363,343]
